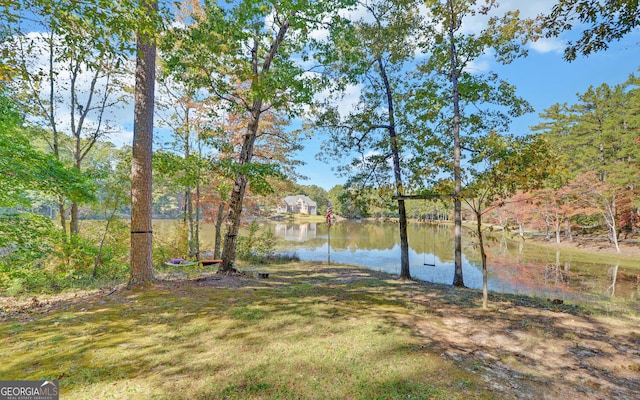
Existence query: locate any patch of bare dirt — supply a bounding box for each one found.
[158,270,267,289]
[0,271,259,321]
[0,288,109,322]
[401,282,640,399]
[263,264,640,399]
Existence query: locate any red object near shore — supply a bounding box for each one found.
[200,259,223,266]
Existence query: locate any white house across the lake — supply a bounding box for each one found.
[277,195,318,215]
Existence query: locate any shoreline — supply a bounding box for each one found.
[365,216,640,260]
[261,214,640,262]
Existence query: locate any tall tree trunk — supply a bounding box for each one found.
[219,107,261,272]
[187,188,196,258]
[129,0,157,287]
[184,109,196,258]
[448,0,464,287]
[183,190,189,224]
[48,29,69,241]
[70,203,79,235]
[57,196,68,243]
[194,128,202,260]
[214,203,225,260]
[219,20,290,272]
[554,209,561,244]
[186,188,195,257]
[70,114,82,236]
[476,213,488,309]
[194,183,201,260]
[377,57,410,279]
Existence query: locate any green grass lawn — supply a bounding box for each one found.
[0,264,490,399]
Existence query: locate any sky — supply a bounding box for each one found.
[301,38,640,190]
[295,2,640,190]
[17,0,640,192]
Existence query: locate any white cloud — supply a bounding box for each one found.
[108,126,134,147]
[529,37,565,54]
[464,57,491,73]
[312,82,364,119]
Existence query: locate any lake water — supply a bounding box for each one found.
[156,220,640,303]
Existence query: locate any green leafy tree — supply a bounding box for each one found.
[540,0,640,61]
[0,91,93,208]
[162,0,354,272]
[463,133,555,308]
[314,0,424,279]
[5,0,133,237]
[413,0,534,287]
[534,76,640,250]
[0,90,94,272]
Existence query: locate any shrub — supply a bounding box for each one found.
[0,216,130,295]
[237,221,276,263]
[0,212,55,265]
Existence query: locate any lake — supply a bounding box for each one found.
[155,219,640,303]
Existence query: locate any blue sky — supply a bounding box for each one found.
[298,27,640,191]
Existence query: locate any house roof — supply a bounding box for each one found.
[282,195,317,207]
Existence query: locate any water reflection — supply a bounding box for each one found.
[605,263,619,298]
[265,220,639,303]
[274,223,317,242]
[152,219,639,302]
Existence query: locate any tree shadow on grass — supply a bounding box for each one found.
[1,262,638,399]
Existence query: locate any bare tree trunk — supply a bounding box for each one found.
[129,0,157,287]
[606,263,619,297]
[604,197,620,252]
[184,109,197,259]
[57,196,68,243]
[477,214,488,309]
[565,217,573,241]
[194,128,202,260]
[186,189,195,257]
[518,222,524,238]
[377,57,410,280]
[194,183,201,260]
[448,0,464,287]
[214,203,225,259]
[219,108,260,272]
[554,209,561,244]
[47,31,69,242]
[544,215,551,241]
[70,203,80,236]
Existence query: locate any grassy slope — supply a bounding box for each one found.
[1,262,638,399]
[0,264,488,400]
